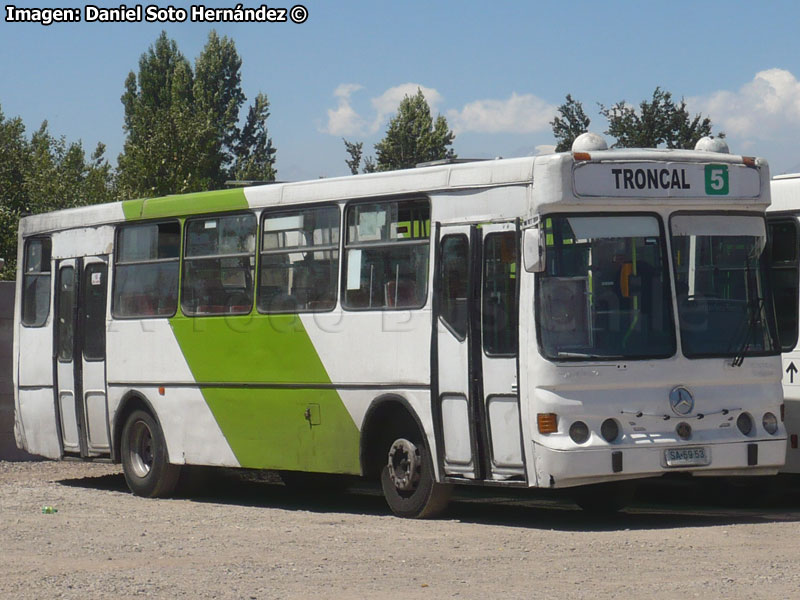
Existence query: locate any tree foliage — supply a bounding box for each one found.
[0,107,114,279]
[599,87,718,149]
[232,93,277,182]
[343,138,363,175]
[342,138,377,174]
[374,89,455,171]
[117,31,276,198]
[551,94,591,152]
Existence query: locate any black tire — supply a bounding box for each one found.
[380,434,452,519]
[121,409,181,498]
[573,481,636,514]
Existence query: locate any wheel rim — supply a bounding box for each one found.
[128,420,154,478]
[387,438,421,494]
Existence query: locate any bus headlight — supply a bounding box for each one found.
[569,421,590,444]
[737,412,753,436]
[762,412,779,435]
[600,418,619,442]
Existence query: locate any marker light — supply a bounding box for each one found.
[569,421,590,444]
[737,412,754,436]
[537,413,558,434]
[572,152,591,162]
[742,156,757,167]
[762,412,779,435]
[600,418,619,442]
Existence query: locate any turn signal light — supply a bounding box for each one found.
[537,413,558,434]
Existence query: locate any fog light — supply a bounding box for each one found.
[737,412,753,436]
[676,422,692,440]
[763,412,779,435]
[601,418,619,442]
[569,421,590,444]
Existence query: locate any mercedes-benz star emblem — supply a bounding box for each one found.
[669,386,695,416]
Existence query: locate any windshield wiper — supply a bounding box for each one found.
[730,297,765,367]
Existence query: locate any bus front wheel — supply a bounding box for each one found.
[121,409,181,498]
[380,436,452,518]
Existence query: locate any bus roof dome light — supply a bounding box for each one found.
[571,132,608,153]
[694,136,730,154]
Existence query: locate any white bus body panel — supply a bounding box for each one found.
[106,319,239,467]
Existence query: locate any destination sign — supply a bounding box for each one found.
[573,162,761,199]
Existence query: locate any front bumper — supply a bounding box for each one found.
[533,438,786,488]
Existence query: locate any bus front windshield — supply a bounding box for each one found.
[538,215,675,360]
[670,215,779,359]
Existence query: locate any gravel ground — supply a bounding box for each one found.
[2,460,800,599]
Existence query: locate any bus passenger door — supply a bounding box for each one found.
[433,222,525,482]
[434,225,477,478]
[80,258,110,455]
[55,260,82,455]
[479,223,525,480]
[54,257,110,457]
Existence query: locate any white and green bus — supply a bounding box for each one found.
[13,134,785,517]
[767,173,800,473]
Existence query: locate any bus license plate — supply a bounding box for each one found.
[664,447,710,467]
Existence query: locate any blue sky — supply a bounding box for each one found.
[2,0,800,182]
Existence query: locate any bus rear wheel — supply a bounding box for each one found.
[380,436,452,518]
[121,409,181,498]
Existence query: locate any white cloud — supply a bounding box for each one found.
[368,83,443,134]
[691,68,800,139]
[446,93,557,134]
[323,83,367,136]
[322,82,442,137]
[535,144,556,155]
[323,86,558,139]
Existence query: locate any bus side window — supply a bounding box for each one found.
[258,206,340,313]
[21,237,52,327]
[182,213,256,316]
[483,232,518,356]
[768,219,800,351]
[343,199,430,310]
[113,221,180,318]
[439,234,469,339]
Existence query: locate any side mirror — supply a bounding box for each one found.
[523,227,545,273]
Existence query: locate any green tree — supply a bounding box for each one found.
[117,33,209,197]
[599,87,718,149]
[342,138,377,174]
[23,122,114,211]
[551,94,591,152]
[374,89,455,171]
[343,138,363,175]
[194,30,246,184]
[117,31,276,197]
[0,109,114,279]
[232,93,277,182]
[0,107,28,279]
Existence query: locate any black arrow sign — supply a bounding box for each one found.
[787,362,798,384]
